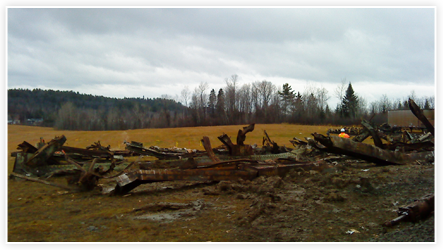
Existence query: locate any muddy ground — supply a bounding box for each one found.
[7,158,435,242]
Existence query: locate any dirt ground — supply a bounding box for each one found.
[7,160,435,242]
[6,125,436,242]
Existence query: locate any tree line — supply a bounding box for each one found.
[8,88,184,130]
[7,78,434,131]
[179,75,434,127]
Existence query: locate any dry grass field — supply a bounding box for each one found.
[7,124,434,242]
[7,123,334,172]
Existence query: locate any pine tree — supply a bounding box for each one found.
[208,89,216,117]
[278,83,296,117]
[216,88,226,124]
[340,83,359,118]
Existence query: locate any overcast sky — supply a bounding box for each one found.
[7,7,435,108]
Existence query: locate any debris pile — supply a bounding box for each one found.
[9,98,434,230]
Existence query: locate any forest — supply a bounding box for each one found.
[7,76,435,131]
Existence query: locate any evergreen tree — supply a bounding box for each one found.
[208,89,216,117]
[278,83,296,117]
[424,99,430,109]
[216,88,226,124]
[340,83,359,118]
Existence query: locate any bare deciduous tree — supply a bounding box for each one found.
[180,86,190,107]
[334,78,348,101]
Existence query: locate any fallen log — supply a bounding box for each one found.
[312,133,434,165]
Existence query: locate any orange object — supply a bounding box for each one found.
[339,132,350,138]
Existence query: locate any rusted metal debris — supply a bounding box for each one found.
[12,136,67,176]
[12,151,120,192]
[384,194,434,227]
[26,135,67,167]
[10,120,434,196]
[290,137,308,146]
[262,130,281,154]
[218,124,255,156]
[201,136,221,163]
[86,141,111,151]
[124,141,205,160]
[61,145,114,160]
[360,119,384,148]
[111,156,330,195]
[12,136,128,177]
[408,98,434,136]
[349,99,435,153]
[310,133,434,165]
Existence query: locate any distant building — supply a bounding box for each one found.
[388,109,434,129]
[8,114,21,124]
[26,118,44,126]
[11,120,20,125]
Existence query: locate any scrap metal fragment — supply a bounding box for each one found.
[12,136,67,176]
[124,141,202,159]
[17,141,38,154]
[86,141,111,151]
[218,126,254,156]
[237,123,255,145]
[201,136,221,163]
[384,194,434,227]
[9,172,78,191]
[290,137,308,146]
[61,145,113,159]
[263,130,280,154]
[360,119,384,148]
[26,135,67,167]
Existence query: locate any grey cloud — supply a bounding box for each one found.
[7,7,435,103]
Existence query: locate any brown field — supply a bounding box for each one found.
[7,124,434,242]
[7,123,334,159]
